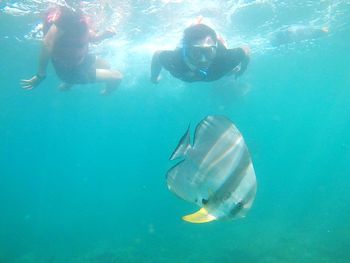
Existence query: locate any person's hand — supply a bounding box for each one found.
[232,64,242,74]
[234,46,250,78]
[103,27,116,39]
[241,45,250,57]
[151,76,160,84]
[234,63,246,79]
[20,74,46,90]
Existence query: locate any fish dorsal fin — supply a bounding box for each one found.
[170,126,191,160]
[182,208,216,224]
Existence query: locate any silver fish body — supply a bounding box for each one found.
[167,115,257,223]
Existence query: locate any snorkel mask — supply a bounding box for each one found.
[183,36,218,76]
[186,37,217,63]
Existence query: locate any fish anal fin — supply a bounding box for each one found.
[182,208,216,224]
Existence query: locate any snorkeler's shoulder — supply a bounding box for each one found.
[227,45,249,57]
[156,49,181,67]
[223,46,249,63]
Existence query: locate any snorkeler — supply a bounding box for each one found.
[150,23,250,83]
[21,4,122,95]
[270,25,329,46]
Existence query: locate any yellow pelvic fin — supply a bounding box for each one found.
[182,208,216,224]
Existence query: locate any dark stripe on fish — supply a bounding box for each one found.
[207,144,251,207]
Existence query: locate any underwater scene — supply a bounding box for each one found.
[0,0,350,262]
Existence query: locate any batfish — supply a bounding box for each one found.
[166,115,257,223]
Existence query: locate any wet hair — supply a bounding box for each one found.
[55,6,88,35]
[182,24,217,45]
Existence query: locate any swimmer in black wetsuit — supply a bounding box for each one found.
[270,25,329,46]
[151,24,250,83]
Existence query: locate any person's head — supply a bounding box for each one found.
[182,24,218,69]
[55,6,88,36]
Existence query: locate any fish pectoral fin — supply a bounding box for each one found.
[182,208,216,224]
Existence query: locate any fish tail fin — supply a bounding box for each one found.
[182,208,216,224]
[170,126,191,160]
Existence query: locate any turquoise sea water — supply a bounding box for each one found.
[1,1,350,262]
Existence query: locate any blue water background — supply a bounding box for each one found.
[0,1,350,262]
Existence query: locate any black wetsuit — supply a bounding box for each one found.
[158,42,248,82]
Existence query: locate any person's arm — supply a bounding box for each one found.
[89,28,116,43]
[150,51,164,84]
[37,34,52,78]
[235,46,250,78]
[20,25,57,90]
[226,46,250,78]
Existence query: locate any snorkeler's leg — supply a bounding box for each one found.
[95,69,122,95]
[58,82,73,91]
[95,57,111,70]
